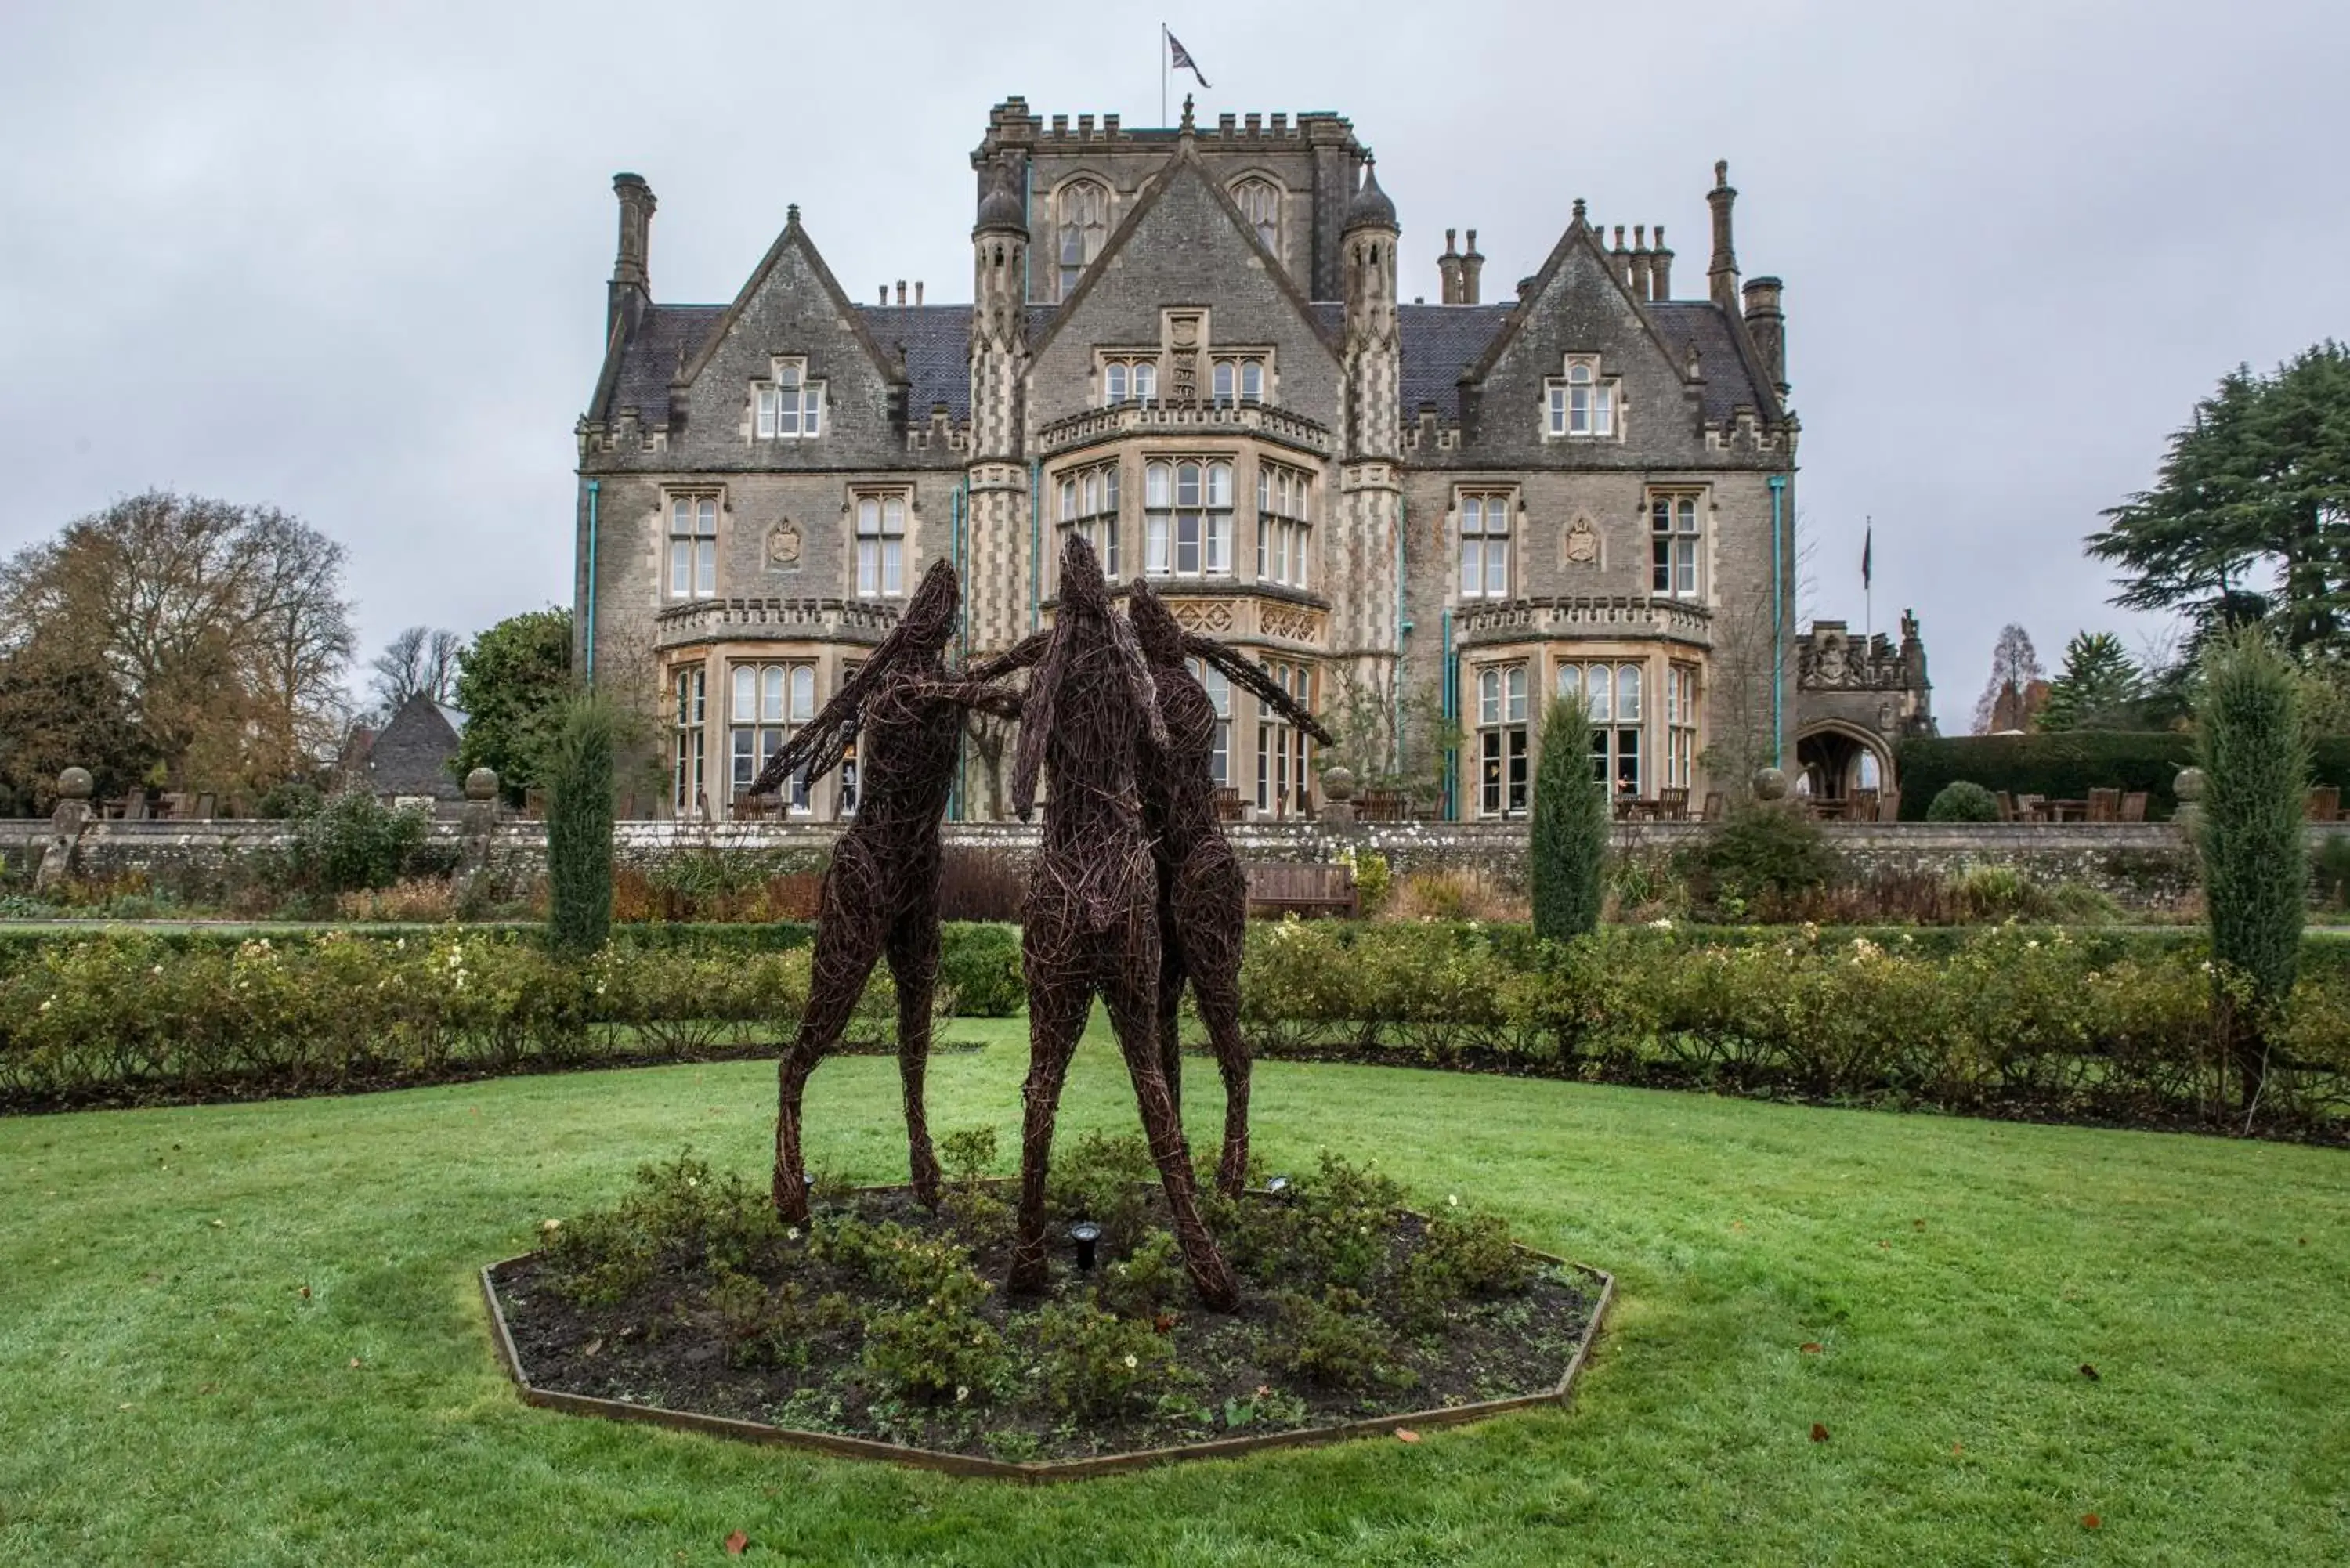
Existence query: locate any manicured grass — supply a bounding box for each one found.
[3,1019,2347,1566]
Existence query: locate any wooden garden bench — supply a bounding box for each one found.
[1244,862,1359,920]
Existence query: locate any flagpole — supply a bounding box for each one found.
[1161,24,1168,127]
[1864,515,1873,643]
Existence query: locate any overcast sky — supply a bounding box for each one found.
[2,0,2340,721]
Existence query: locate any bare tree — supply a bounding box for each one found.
[1698,589,1790,799]
[1972,623,2045,734]
[0,490,356,795]
[368,625,464,717]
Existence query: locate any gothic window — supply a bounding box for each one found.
[1212,356,1267,406]
[667,494,718,599]
[730,661,817,813]
[1545,356,1617,439]
[1558,663,1644,797]
[1055,461,1121,578]
[1256,659,1314,815]
[1650,491,1704,598]
[1232,177,1282,255]
[1256,461,1311,589]
[671,665,707,817]
[1101,357,1158,405]
[1057,179,1110,300]
[1187,656,1233,786]
[1477,664,1530,817]
[1145,458,1233,577]
[853,491,909,598]
[1457,490,1513,599]
[756,359,825,439]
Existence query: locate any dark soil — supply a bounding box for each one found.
[490,1187,1599,1465]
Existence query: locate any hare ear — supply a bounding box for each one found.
[1108,602,1167,751]
[1183,634,1336,746]
[1009,624,1068,819]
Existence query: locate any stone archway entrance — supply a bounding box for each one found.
[1795,722,1892,803]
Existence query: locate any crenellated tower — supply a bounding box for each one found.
[965,160,1032,655]
[1334,157,1404,749]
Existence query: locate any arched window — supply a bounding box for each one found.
[730,660,819,814]
[1231,178,1282,255]
[1057,180,1109,300]
[1144,458,1232,577]
[1556,663,1646,797]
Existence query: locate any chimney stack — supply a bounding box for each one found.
[1460,229,1484,304]
[1611,226,1630,288]
[1707,160,1740,312]
[1629,225,1652,300]
[1743,276,1787,393]
[1650,225,1672,299]
[879,284,888,304]
[915,280,924,305]
[1438,229,1462,305]
[896,280,907,305]
[609,173,656,339]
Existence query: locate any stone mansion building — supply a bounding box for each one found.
[573,96,1932,822]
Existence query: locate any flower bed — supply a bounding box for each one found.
[484,1140,1605,1474]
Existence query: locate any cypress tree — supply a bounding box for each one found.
[544,691,618,958]
[1531,697,1609,940]
[2195,625,2309,1107]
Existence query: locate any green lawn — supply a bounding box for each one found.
[3,1018,2346,1566]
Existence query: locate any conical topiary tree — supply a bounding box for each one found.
[1531,697,1609,941]
[2194,624,2309,1109]
[544,691,618,958]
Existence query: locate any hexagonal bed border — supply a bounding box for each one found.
[479,1211,1614,1482]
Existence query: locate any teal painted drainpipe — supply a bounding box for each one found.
[1394,495,1408,777]
[949,482,967,818]
[1769,473,1787,765]
[1029,459,1041,630]
[1440,608,1458,821]
[584,479,600,685]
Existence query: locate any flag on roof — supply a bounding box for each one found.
[1861,522,1874,590]
[1168,30,1210,88]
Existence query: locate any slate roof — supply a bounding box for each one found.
[607,305,721,425]
[366,695,466,800]
[603,298,1765,428]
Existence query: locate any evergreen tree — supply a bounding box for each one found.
[2090,341,2350,655]
[1530,697,1608,940]
[2195,626,2309,1109]
[2037,632,2146,731]
[544,692,616,958]
[451,608,572,801]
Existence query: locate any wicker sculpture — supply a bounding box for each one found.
[748,559,964,1225]
[927,537,1241,1310]
[1125,578,1334,1197]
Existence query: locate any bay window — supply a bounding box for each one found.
[1144,459,1233,578]
[1477,663,1530,817]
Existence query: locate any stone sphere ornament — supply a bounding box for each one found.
[464,767,501,802]
[56,767,94,801]
[1320,765,1358,804]
[1751,766,1790,802]
[2173,767,2206,803]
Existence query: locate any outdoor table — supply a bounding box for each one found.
[2046,799,2090,823]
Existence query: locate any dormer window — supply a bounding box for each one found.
[1546,356,1617,439]
[1057,179,1110,300]
[757,359,824,439]
[1101,358,1158,405]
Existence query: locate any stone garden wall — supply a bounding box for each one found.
[4,814,2326,912]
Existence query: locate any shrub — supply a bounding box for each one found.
[544,693,616,958]
[1337,847,1393,917]
[937,844,1027,922]
[1895,732,2194,820]
[1268,1286,1414,1390]
[1684,804,1841,912]
[1531,699,1608,941]
[1096,1231,1187,1320]
[287,791,428,895]
[1022,1302,1173,1414]
[1926,780,2001,822]
[2197,627,2310,1104]
[1047,1131,1159,1249]
[937,923,1024,1017]
[2316,835,2350,909]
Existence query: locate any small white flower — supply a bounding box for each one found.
[1649,917,1675,931]
[1123,1354,1138,1370]
[541,1218,562,1234]
[956,1384,971,1403]
[786,1227,801,1241]
[38,999,52,1013]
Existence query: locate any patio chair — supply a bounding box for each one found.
[1658,787,1690,822]
[1849,788,1879,823]
[2308,786,2341,823]
[2016,793,2048,824]
[1701,790,1728,822]
[1876,788,1901,822]
[2119,791,2149,822]
[1995,791,2019,822]
[2088,788,2121,823]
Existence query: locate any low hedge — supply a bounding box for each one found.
[1235,919,2350,1131]
[1895,732,2350,821]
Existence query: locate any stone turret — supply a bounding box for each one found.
[966,159,1032,652]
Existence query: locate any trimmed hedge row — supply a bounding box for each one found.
[1894,732,2350,821]
[1235,921,2350,1129]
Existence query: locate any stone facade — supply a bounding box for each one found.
[575,97,1926,823]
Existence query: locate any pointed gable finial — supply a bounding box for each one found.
[1180,93,1195,135]
[1572,197,1587,225]
[787,203,801,225]
[1713,159,1730,189]
[1343,151,1395,233]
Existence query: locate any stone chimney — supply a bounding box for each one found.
[1707,160,1740,313]
[896,280,907,305]
[1460,229,1484,304]
[1611,225,1629,288]
[1437,229,1462,305]
[1629,225,1652,300]
[608,173,656,339]
[915,280,924,305]
[1650,225,1672,300]
[1743,276,1786,392]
